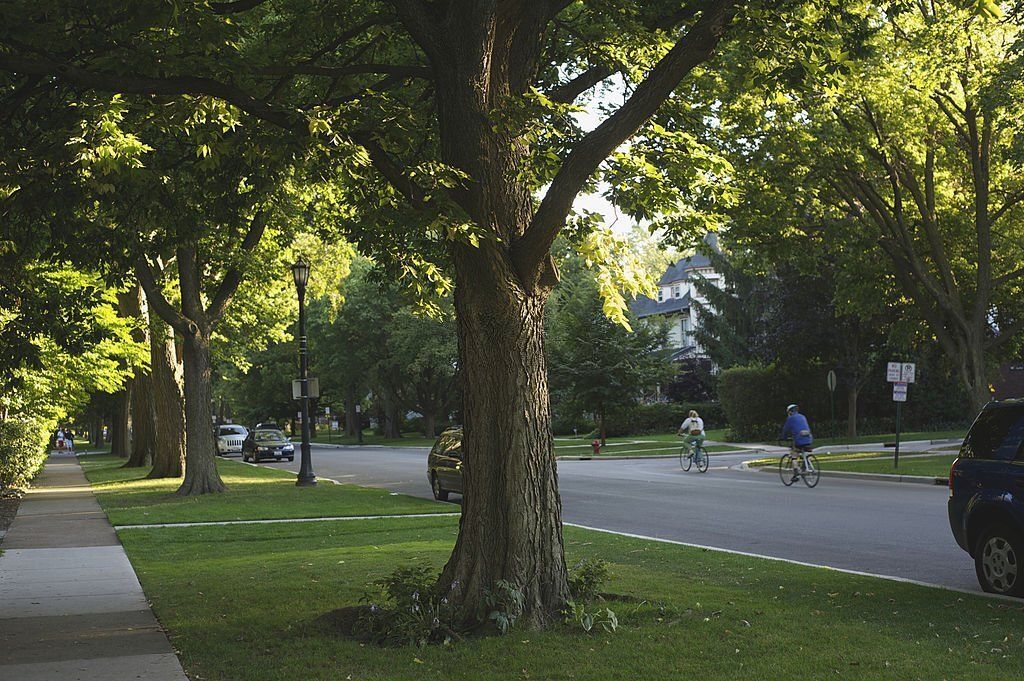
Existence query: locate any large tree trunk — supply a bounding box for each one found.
[149,318,185,479]
[960,336,991,415]
[345,391,358,436]
[124,372,155,467]
[110,388,130,457]
[846,385,859,438]
[382,390,402,439]
[177,331,225,495]
[440,262,570,628]
[423,412,436,439]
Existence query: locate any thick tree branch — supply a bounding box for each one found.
[514,0,742,288]
[256,63,431,80]
[135,258,193,336]
[546,65,614,104]
[0,54,305,134]
[388,0,444,66]
[210,0,270,14]
[207,209,270,325]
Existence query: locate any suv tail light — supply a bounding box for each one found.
[948,459,958,497]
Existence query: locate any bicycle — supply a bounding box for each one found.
[679,438,709,473]
[778,442,820,488]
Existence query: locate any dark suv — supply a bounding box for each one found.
[426,428,463,502]
[948,400,1024,597]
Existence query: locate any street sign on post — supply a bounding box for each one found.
[892,382,908,402]
[292,377,320,400]
[901,362,916,384]
[887,362,902,382]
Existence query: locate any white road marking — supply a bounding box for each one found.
[562,522,1012,602]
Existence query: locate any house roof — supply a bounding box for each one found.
[631,291,691,319]
[657,233,720,286]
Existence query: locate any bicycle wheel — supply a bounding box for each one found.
[779,455,797,486]
[680,446,693,471]
[802,454,820,488]
[696,448,709,473]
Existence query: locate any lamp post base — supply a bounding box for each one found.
[296,474,317,487]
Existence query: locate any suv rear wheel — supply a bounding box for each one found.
[431,473,449,502]
[975,524,1024,597]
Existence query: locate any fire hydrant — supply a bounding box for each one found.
[591,439,601,457]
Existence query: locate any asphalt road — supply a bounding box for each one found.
[254,443,977,594]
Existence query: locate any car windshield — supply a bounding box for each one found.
[254,430,286,442]
[218,426,246,436]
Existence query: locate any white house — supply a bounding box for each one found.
[630,235,723,361]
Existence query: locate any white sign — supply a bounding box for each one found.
[292,377,320,399]
[324,406,331,415]
[893,381,908,402]
[827,369,837,392]
[887,362,902,382]
[901,362,916,384]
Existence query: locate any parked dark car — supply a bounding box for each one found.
[427,427,463,501]
[242,427,295,463]
[948,400,1024,596]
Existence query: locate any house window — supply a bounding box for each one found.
[672,284,681,298]
[680,315,692,342]
[657,288,664,302]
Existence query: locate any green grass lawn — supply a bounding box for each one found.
[826,453,957,478]
[554,432,737,457]
[117,515,1024,681]
[801,429,965,447]
[78,455,450,526]
[311,432,437,447]
[745,451,891,468]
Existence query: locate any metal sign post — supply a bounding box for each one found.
[827,369,837,437]
[887,362,914,470]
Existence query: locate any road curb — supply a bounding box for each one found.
[737,461,947,486]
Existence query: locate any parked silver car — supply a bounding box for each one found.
[216,424,248,456]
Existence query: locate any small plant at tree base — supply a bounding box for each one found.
[564,600,619,633]
[354,565,463,647]
[482,580,525,635]
[568,558,610,602]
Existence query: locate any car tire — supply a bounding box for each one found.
[974,524,1024,597]
[287,457,294,462]
[431,473,449,502]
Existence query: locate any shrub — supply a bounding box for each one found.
[718,364,830,440]
[568,558,610,602]
[0,417,50,491]
[355,565,463,647]
[600,402,726,437]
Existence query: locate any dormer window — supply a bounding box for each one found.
[672,284,681,298]
[657,289,664,302]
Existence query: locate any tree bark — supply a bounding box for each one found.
[440,259,570,628]
[110,388,130,458]
[124,372,155,467]
[176,330,225,495]
[122,285,155,468]
[846,385,859,439]
[148,317,186,479]
[345,392,358,436]
[423,412,436,439]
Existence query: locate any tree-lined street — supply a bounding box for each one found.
[258,443,977,593]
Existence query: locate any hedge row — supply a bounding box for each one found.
[718,364,832,441]
[0,417,51,491]
[601,402,726,438]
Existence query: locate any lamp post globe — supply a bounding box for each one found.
[292,258,316,487]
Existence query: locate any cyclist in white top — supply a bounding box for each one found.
[677,410,705,450]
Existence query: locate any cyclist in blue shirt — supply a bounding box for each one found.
[781,404,813,447]
[781,404,813,481]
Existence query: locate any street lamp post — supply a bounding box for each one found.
[292,259,316,487]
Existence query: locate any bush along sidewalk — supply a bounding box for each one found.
[0,417,50,493]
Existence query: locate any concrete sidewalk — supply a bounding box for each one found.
[0,451,188,680]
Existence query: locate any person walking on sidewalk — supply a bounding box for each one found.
[65,428,75,453]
